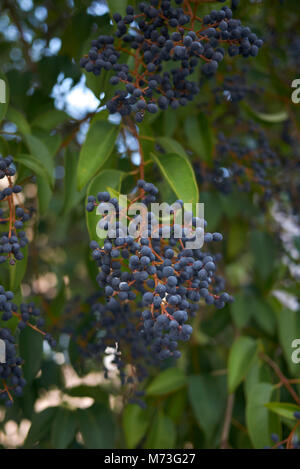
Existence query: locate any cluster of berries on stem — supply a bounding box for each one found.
[0,155,31,265]
[83,177,232,392]
[0,286,55,407]
[80,0,263,121]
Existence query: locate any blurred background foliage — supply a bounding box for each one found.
[0,0,300,449]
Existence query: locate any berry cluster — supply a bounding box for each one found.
[80,1,263,121]
[279,120,300,217]
[0,155,31,265]
[0,328,24,407]
[0,285,56,406]
[193,120,280,199]
[63,296,159,407]
[214,71,261,104]
[83,180,232,388]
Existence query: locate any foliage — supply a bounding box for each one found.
[0,0,300,450]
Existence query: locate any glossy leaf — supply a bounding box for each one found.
[25,408,58,447]
[15,153,53,186]
[246,383,279,448]
[146,368,186,396]
[9,245,28,291]
[265,402,300,421]
[77,404,116,449]
[24,134,54,186]
[151,152,199,204]
[106,0,128,16]
[77,120,119,190]
[156,136,189,160]
[188,375,227,443]
[19,327,44,383]
[31,109,69,130]
[184,114,214,162]
[123,404,150,449]
[228,336,258,393]
[6,106,30,135]
[51,408,77,449]
[145,412,176,449]
[85,169,124,240]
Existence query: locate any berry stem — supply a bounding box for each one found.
[126,118,145,180]
[261,353,300,406]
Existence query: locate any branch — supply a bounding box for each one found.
[261,353,300,407]
[3,0,37,73]
[220,393,235,449]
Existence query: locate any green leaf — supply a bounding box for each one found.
[156,136,189,160]
[230,293,252,329]
[0,136,9,156]
[15,153,52,186]
[38,360,64,390]
[227,221,247,259]
[248,296,276,336]
[6,106,31,134]
[146,368,186,396]
[145,412,176,449]
[24,134,54,186]
[188,374,227,443]
[199,191,222,231]
[37,176,53,214]
[123,404,150,449]
[265,402,300,421]
[77,120,119,190]
[19,326,44,383]
[151,152,199,204]
[106,0,128,17]
[33,128,62,157]
[9,245,28,291]
[51,408,77,449]
[244,357,273,399]
[246,383,279,448]
[86,169,124,240]
[61,11,96,59]
[231,290,276,335]
[228,337,258,393]
[84,70,105,101]
[198,112,214,160]
[66,385,108,404]
[0,73,9,123]
[184,114,214,162]
[163,108,177,136]
[165,389,187,423]
[31,109,69,131]
[62,148,85,214]
[77,404,116,449]
[277,308,300,377]
[25,407,58,447]
[294,236,300,254]
[250,230,276,280]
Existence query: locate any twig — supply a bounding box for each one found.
[220,393,235,449]
[261,353,300,407]
[3,0,37,73]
